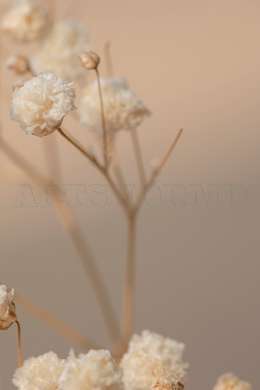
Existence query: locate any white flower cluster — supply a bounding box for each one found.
[80,77,150,136]
[11,72,75,136]
[121,330,187,390]
[1,0,49,42]
[213,374,252,390]
[13,331,187,390]
[0,285,16,329]
[13,350,121,390]
[31,20,89,81]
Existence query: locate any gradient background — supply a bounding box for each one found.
[0,0,259,389]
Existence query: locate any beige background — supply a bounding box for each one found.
[0,0,260,388]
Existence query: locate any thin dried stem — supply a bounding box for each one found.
[131,129,146,190]
[134,129,184,212]
[112,145,131,204]
[95,68,109,167]
[104,41,114,77]
[16,294,98,349]
[122,214,137,345]
[15,320,23,368]
[57,127,129,214]
[0,136,119,342]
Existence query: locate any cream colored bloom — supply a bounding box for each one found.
[79,77,150,135]
[213,373,252,390]
[0,285,16,329]
[13,352,65,390]
[11,72,76,137]
[31,20,89,81]
[121,330,187,390]
[1,0,49,42]
[60,350,122,390]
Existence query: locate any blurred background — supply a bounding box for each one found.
[0,0,259,388]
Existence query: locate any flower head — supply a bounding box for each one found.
[11,72,76,137]
[60,350,122,390]
[13,352,65,390]
[1,0,49,42]
[80,51,100,70]
[31,20,89,81]
[213,374,252,390]
[121,331,188,390]
[0,285,16,330]
[79,77,150,136]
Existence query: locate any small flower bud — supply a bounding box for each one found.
[80,51,100,70]
[7,55,30,75]
[0,285,16,330]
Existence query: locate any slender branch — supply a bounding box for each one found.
[112,144,131,204]
[122,214,137,345]
[131,129,146,190]
[16,294,98,350]
[57,127,130,214]
[134,129,184,212]
[15,320,23,368]
[95,68,109,167]
[0,136,120,342]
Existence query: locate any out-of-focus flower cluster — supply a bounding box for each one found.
[213,374,252,390]
[13,331,187,390]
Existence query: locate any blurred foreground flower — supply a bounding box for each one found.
[13,352,65,390]
[60,350,121,390]
[11,72,76,136]
[1,0,49,42]
[213,374,252,390]
[80,77,150,137]
[121,330,187,390]
[31,20,89,81]
[0,285,16,330]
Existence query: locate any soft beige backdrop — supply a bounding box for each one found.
[0,0,259,389]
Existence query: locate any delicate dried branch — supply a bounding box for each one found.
[134,129,184,213]
[15,320,23,368]
[95,68,109,167]
[16,293,98,350]
[0,136,120,342]
[131,128,146,190]
[57,127,129,214]
[121,214,137,346]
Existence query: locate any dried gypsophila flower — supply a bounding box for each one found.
[80,51,100,70]
[11,72,76,137]
[120,330,188,390]
[79,77,150,136]
[1,0,50,42]
[60,350,122,390]
[213,373,252,390]
[0,285,16,330]
[13,351,65,390]
[31,20,90,81]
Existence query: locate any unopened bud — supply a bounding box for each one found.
[0,285,16,330]
[7,55,30,75]
[80,51,100,70]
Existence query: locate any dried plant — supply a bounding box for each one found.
[0,1,253,389]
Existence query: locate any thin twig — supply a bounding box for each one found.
[16,294,98,350]
[57,127,129,214]
[134,129,184,212]
[0,136,120,342]
[15,320,23,368]
[131,129,146,190]
[122,214,137,345]
[95,68,109,167]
